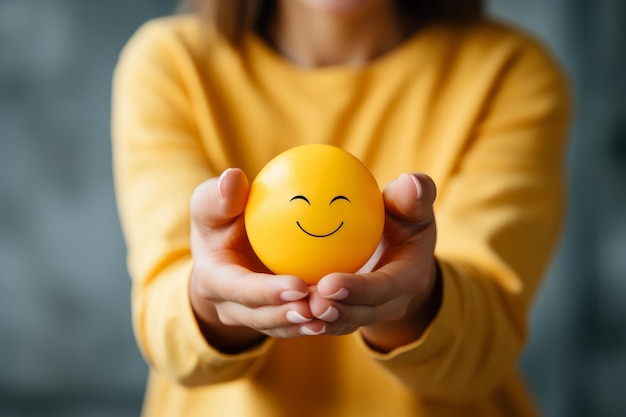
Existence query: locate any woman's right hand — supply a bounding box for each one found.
[189,168,326,353]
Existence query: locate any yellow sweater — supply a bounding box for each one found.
[112,14,570,417]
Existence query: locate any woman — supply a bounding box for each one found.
[112,0,571,415]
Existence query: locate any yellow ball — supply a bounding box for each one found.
[244,144,385,284]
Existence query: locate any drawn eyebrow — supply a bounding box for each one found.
[330,195,350,205]
[290,195,310,205]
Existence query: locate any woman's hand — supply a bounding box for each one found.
[308,173,442,352]
[189,168,327,353]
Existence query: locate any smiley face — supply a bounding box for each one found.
[292,194,348,237]
[244,144,385,284]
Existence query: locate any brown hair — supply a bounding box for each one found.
[184,0,483,45]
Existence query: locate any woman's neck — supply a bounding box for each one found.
[265,1,408,68]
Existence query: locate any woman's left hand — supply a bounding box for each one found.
[307,173,441,352]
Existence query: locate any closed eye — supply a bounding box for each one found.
[290,195,310,205]
[330,195,350,205]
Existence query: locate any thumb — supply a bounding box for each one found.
[383,173,437,223]
[190,168,250,231]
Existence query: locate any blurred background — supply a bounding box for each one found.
[0,0,624,416]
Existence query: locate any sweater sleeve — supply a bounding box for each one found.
[357,30,572,401]
[111,19,272,387]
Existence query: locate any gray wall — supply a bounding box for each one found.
[1,1,624,416]
[489,1,626,416]
[0,1,174,416]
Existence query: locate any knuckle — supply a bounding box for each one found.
[388,307,406,321]
[366,308,383,326]
[194,278,214,301]
[216,310,238,327]
[246,310,265,331]
[228,284,249,306]
[250,318,264,331]
[261,285,279,306]
[368,271,396,303]
[387,299,409,321]
[382,277,398,302]
[416,271,434,294]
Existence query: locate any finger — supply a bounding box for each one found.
[309,287,409,329]
[330,299,408,329]
[315,258,430,306]
[194,263,310,308]
[190,168,249,232]
[216,299,310,329]
[216,301,329,338]
[382,173,436,223]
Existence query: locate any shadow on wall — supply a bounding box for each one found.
[0,0,625,416]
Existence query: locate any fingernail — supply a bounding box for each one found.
[299,325,326,336]
[217,168,232,199]
[325,288,349,300]
[286,311,312,324]
[406,173,421,200]
[280,290,308,302]
[317,306,339,322]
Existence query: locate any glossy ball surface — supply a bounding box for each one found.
[244,144,384,284]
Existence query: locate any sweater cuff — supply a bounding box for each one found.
[355,258,461,364]
[179,259,274,365]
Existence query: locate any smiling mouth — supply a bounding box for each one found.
[296,221,344,238]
